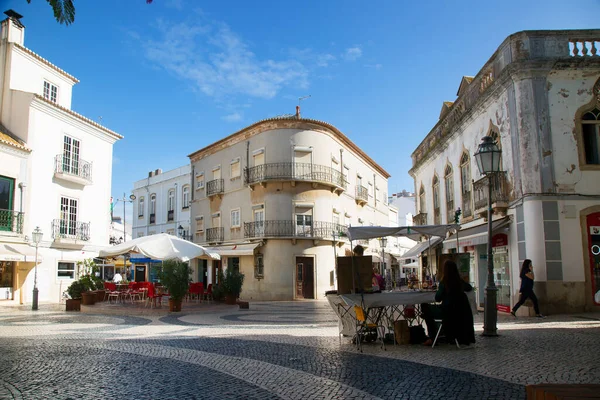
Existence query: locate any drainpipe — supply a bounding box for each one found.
[246,141,250,185]
[18,182,25,213]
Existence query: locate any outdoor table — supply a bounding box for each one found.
[328,291,437,337]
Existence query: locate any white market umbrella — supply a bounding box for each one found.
[99,233,220,262]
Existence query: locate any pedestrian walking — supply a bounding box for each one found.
[511,259,545,318]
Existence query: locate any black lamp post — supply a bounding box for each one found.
[114,193,136,242]
[31,226,43,311]
[177,224,190,241]
[474,136,502,337]
[378,237,388,290]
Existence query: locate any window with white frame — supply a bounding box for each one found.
[230,158,241,179]
[138,197,144,217]
[59,196,78,236]
[254,254,264,278]
[196,173,205,189]
[43,81,58,103]
[444,164,454,223]
[149,194,156,224]
[332,212,340,226]
[57,261,76,279]
[62,136,80,175]
[195,216,204,238]
[582,107,600,165]
[182,186,190,209]
[253,149,265,166]
[231,208,241,228]
[460,152,472,217]
[168,190,175,211]
[419,185,426,213]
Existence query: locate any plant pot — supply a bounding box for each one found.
[95,290,105,303]
[169,298,182,312]
[225,294,237,305]
[81,291,96,305]
[66,298,81,311]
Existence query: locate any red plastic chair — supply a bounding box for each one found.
[204,284,213,303]
[145,283,161,308]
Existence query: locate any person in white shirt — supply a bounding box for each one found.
[113,272,123,283]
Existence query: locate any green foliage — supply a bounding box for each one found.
[66,280,85,299]
[219,267,245,298]
[77,258,101,291]
[26,0,153,26]
[157,259,191,302]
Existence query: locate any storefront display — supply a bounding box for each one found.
[587,213,600,305]
[0,261,14,300]
[492,234,510,313]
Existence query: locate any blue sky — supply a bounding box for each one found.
[5,0,599,220]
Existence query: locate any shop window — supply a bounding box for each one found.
[228,257,240,273]
[254,254,264,279]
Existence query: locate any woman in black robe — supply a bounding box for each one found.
[435,260,476,346]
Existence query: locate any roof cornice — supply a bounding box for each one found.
[32,95,123,140]
[188,117,390,178]
[13,43,79,83]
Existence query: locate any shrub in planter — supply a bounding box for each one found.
[157,259,191,312]
[66,280,85,311]
[220,268,245,305]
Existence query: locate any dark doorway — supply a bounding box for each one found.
[295,257,314,299]
[200,259,208,287]
[134,265,146,282]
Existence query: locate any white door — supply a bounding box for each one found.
[254,209,264,236]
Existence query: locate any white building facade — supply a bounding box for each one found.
[409,29,600,314]
[188,113,393,300]
[0,11,121,305]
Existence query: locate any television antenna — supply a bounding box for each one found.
[298,95,311,106]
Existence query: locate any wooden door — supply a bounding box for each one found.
[295,257,314,299]
[134,265,146,282]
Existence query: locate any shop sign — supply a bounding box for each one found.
[497,304,511,313]
[492,233,508,247]
[590,226,600,235]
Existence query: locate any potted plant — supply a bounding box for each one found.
[157,259,191,312]
[220,267,245,305]
[66,280,85,311]
[77,258,100,305]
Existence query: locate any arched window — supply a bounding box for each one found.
[432,174,440,224]
[460,152,472,218]
[419,184,426,214]
[182,185,190,209]
[149,194,156,224]
[582,107,600,165]
[444,164,454,223]
[138,196,144,218]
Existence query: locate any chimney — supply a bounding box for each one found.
[295,105,301,119]
[2,10,25,46]
[148,171,154,178]
[155,168,162,175]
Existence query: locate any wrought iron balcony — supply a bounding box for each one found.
[355,185,368,205]
[244,163,346,192]
[51,219,90,241]
[167,210,174,222]
[207,179,224,197]
[149,214,156,224]
[473,172,509,217]
[244,220,348,240]
[413,212,427,226]
[206,227,224,243]
[0,209,23,234]
[54,154,92,185]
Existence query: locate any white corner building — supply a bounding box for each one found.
[0,10,122,305]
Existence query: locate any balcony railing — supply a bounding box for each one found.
[446,200,454,223]
[167,210,174,222]
[206,227,224,242]
[473,172,509,214]
[355,185,368,204]
[207,179,224,197]
[413,212,427,226]
[149,214,156,224]
[244,220,348,239]
[244,163,346,191]
[51,219,90,241]
[0,209,24,234]
[54,154,92,184]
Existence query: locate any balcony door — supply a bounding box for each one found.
[60,197,78,236]
[295,206,313,236]
[0,176,14,231]
[213,167,221,180]
[293,149,312,180]
[253,208,264,236]
[63,136,80,175]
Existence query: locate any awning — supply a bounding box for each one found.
[443,216,511,249]
[400,237,443,259]
[0,243,42,262]
[204,243,261,256]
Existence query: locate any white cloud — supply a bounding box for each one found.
[288,48,336,68]
[365,63,382,70]
[344,47,362,61]
[142,19,308,100]
[222,112,242,122]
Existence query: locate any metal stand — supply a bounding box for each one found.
[482,175,498,336]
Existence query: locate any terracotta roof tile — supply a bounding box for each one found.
[0,130,30,152]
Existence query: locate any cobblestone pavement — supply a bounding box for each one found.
[0,300,599,400]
